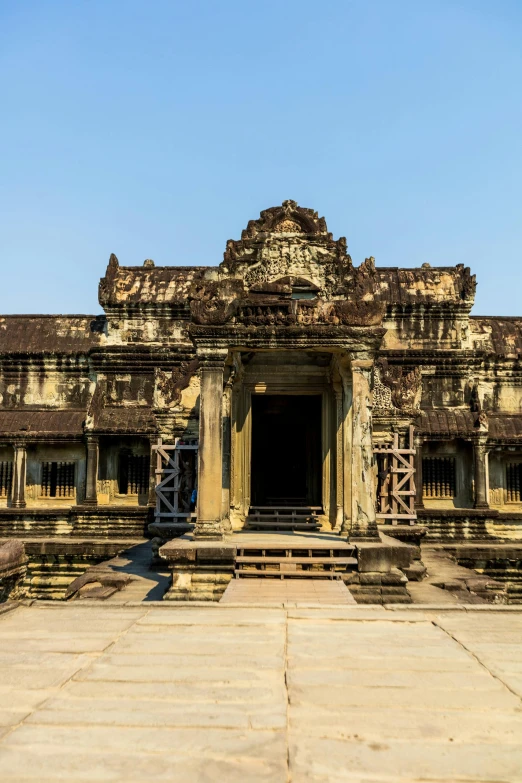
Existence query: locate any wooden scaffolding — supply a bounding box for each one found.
[374,425,417,526]
[152,437,198,523]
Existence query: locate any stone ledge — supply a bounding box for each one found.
[355,533,414,573]
[160,536,236,566]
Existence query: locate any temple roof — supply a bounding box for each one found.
[93,407,157,434]
[0,316,104,354]
[98,256,208,306]
[376,266,475,306]
[97,202,477,309]
[419,410,522,441]
[470,317,522,357]
[0,410,86,437]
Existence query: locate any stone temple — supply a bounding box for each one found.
[1,201,522,602]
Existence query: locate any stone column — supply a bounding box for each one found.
[221,374,233,532]
[339,362,353,536]
[473,438,489,509]
[148,436,157,507]
[413,434,425,510]
[195,353,227,540]
[83,434,99,506]
[350,359,379,540]
[11,442,27,509]
[333,381,344,531]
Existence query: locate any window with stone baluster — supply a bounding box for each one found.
[40,461,76,498]
[422,456,456,498]
[0,461,13,498]
[118,453,150,495]
[506,462,522,503]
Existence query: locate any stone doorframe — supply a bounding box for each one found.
[191,326,383,541]
[228,355,334,530]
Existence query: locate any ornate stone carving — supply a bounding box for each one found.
[219,200,352,299]
[98,253,119,306]
[154,359,199,409]
[376,359,422,413]
[475,409,489,432]
[469,381,488,431]
[470,382,481,413]
[273,218,303,233]
[239,199,328,241]
[189,280,243,325]
[330,299,385,327]
[457,264,477,301]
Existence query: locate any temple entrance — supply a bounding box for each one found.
[250,394,322,507]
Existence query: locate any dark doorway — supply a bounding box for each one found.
[251,394,322,507]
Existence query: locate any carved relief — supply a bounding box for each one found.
[273,218,303,233]
[470,382,481,413]
[189,280,243,325]
[376,359,422,413]
[330,299,385,327]
[154,359,199,409]
[219,201,353,299]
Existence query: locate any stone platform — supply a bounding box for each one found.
[159,530,415,603]
[0,602,522,781]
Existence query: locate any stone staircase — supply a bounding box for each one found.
[234,538,357,580]
[246,506,321,532]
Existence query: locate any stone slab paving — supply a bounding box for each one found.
[221,577,356,604]
[0,603,521,781]
[91,542,171,603]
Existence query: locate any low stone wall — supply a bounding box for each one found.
[442,543,522,605]
[19,540,144,600]
[417,509,496,541]
[416,509,522,542]
[0,506,152,540]
[486,513,522,541]
[0,540,27,601]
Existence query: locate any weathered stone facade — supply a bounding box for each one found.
[0,200,521,546]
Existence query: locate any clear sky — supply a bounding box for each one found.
[1,0,521,316]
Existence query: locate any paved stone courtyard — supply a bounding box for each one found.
[0,603,522,782]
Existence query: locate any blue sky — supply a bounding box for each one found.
[1,0,521,315]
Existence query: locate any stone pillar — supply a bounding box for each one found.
[473,438,489,509]
[195,354,227,540]
[350,359,379,540]
[333,381,344,531]
[83,434,99,506]
[148,436,157,507]
[339,362,353,536]
[413,434,425,510]
[221,375,233,532]
[11,442,27,509]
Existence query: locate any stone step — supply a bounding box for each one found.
[248,506,319,516]
[245,520,321,531]
[236,556,357,565]
[235,569,343,579]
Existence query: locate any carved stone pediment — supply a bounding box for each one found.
[188,202,386,327]
[240,200,328,239]
[219,201,353,298]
